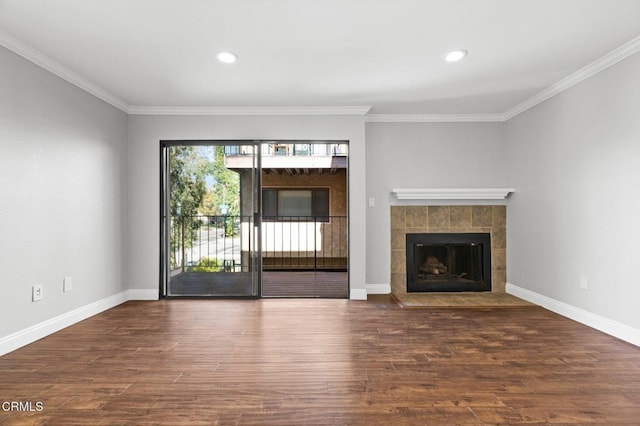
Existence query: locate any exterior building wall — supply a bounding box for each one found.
[262,169,347,216]
[262,170,347,269]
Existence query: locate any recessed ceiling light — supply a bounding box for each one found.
[217,51,238,64]
[445,49,467,62]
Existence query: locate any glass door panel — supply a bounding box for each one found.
[260,141,349,298]
[161,142,260,297]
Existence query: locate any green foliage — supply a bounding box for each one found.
[169,146,208,268]
[169,146,207,218]
[208,146,240,216]
[224,216,238,237]
[169,145,242,269]
[199,190,217,216]
[188,257,221,272]
[202,146,241,237]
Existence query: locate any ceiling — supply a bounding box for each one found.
[1,0,640,117]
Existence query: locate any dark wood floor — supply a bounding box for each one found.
[1,296,640,425]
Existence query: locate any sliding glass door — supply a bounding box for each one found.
[160,142,261,297]
[260,141,349,298]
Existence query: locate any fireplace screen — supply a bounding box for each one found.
[406,233,491,292]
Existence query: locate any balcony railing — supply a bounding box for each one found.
[170,215,347,274]
[224,143,348,157]
[262,215,347,270]
[170,215,247,273]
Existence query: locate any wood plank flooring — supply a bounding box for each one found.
[1,296,640,424]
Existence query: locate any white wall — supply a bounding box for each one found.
[126,115,367,298]
[0,47,128,338]
[505,52,640,329]
[365,122,507,287]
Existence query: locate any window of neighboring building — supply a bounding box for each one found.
[263,189,329,221]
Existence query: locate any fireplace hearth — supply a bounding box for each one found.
[406,233,491,292]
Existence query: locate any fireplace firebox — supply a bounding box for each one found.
[406,233,491,292]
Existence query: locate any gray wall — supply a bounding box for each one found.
[126,115,367,297]
[505,52,640,329]
[365,122,507,286]
[0,46,128,337]
[3,33,639,344]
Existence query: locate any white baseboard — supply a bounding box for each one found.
[507,282,640,347]
[350,288,368,300]
[0,291,128,356]
[366,283,391,294]
[0,288,160,356]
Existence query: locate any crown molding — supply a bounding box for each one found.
[128,105,372,116]
[504,34,640,120]
[391,188,514,200]
[365,113,506,123]
[3,26,638,121]
[368,35,640,123]
[0,29,130,113]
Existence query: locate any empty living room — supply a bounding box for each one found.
[1,1,640,424]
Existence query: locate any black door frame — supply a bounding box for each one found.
[159,139,350,299]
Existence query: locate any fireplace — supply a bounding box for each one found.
[406,233,491,292]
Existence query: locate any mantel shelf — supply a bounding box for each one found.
[391,188,514,200]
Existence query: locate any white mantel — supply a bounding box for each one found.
[391,188,514,200]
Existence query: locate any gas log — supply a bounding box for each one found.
[420,256,448,275]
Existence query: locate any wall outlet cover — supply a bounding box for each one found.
[32,285,43,301]
[580,275,589,290]
[63,276,73,292]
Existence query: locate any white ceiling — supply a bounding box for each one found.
[1,0,640,116]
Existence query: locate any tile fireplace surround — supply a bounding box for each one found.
[391,205,506,295]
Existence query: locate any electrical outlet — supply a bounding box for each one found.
[32,285,43,302]
[63,276,73,292]
[580,275,589,290]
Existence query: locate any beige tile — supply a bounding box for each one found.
[472,206,493,227]
[391,228,406,250]
[406,227,429,235]
[449,227,466,234]
[406,206,428,228]
[450,206,472,228]
[392,292,531,307]
[492,270,506,293]
[451,227,477,233]
[391,250,406,273]
[390,206,406,229]
[493,248,506,270]
[492,227,506,249]
[472,227,492,234]
[391,273,406,294]
[428,228,451,233]
[428,206,450,228]
[492,205,506,228]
